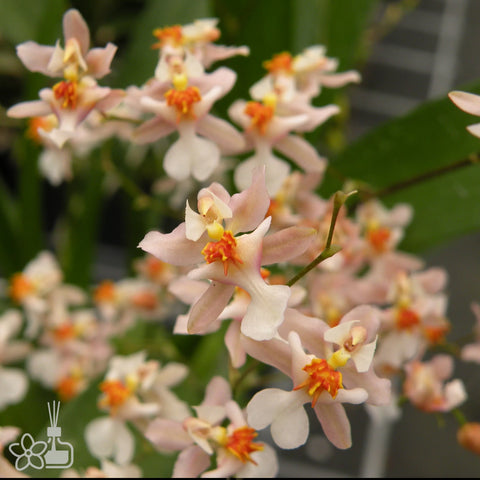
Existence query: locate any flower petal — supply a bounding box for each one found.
[187,283,235,334]
[247,388,309,449]
[173,445,210,478]
[313,402,352,449]
[138,224,204,266]
[449,90,480,116]
[261,225,317,265]
[145,418,191,451]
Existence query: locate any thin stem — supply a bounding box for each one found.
[286,190,355,287]
[452,408,468,427]
[358,154,480,202]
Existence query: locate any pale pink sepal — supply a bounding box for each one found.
[196,114,246,154]
[240,335,291,376]
[144,418,191,451]
[467,123,480,137]
[261,225,317,265]
[313,402,352,449]
[448,90,480,116]
[278,308,329,355]
[7,100,51,118]
[187,282,236,334]
[234,150,290,196]
[16,42,56,75]
[86,44,118,78]
[341,367,391,406]
[132,116,176,144]
[275,134,327,172]
[138,224,204,266]
[202,375,232,407]
[172,445,210,478]
[224,321,246,368]
[227,166,270,234]
[63,9,90,54]
[318,70,361,88]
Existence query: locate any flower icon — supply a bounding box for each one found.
[8,433,48,471]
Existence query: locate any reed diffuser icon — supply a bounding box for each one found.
[44,401,74,469]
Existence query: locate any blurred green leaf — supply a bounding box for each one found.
[320,80,480,253]
[59,148,106,288]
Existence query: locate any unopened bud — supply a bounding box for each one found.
[458,422,480,455]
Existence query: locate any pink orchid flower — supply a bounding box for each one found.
[139,170,316,341]
[403,354,467,413]
[246,330,368,450]
[15,9,117,81]
[228,95,327,195]
[132,69,245,182]
[7,9,123,149]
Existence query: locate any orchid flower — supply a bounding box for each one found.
[403,354,467,413]
[139,169,316,340]
[7,9,123,149]
[228,93,327,196]
[246,330,369,450]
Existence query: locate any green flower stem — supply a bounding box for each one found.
[286,190,355,287]
[452,408,468,427]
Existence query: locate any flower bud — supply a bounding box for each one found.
[457,422,480,455]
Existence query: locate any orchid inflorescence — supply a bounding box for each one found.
[1,7,480,478]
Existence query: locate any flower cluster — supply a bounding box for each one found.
[1,8,480,478]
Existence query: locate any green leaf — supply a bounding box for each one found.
[320,79,480,253]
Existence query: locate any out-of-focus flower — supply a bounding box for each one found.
[403,354,467,413]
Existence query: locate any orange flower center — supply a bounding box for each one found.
[244,101,274,135]
[94,280,116,303]
[26,115,57,143]
[423,325,449,344]
[367,227,391,253]
[263,51,294,74]
[226,426,263,464]
[53,80,78,109]
[152,25,183,49]
[293,358,343,407]
[99,379,131,410]
[9,273,34,303]
[52,323,76,342]
[131,291,158,310]
[165,86,201,122]
[56,375,81,401]
[202,231,243,275]
[396,307,421,330]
